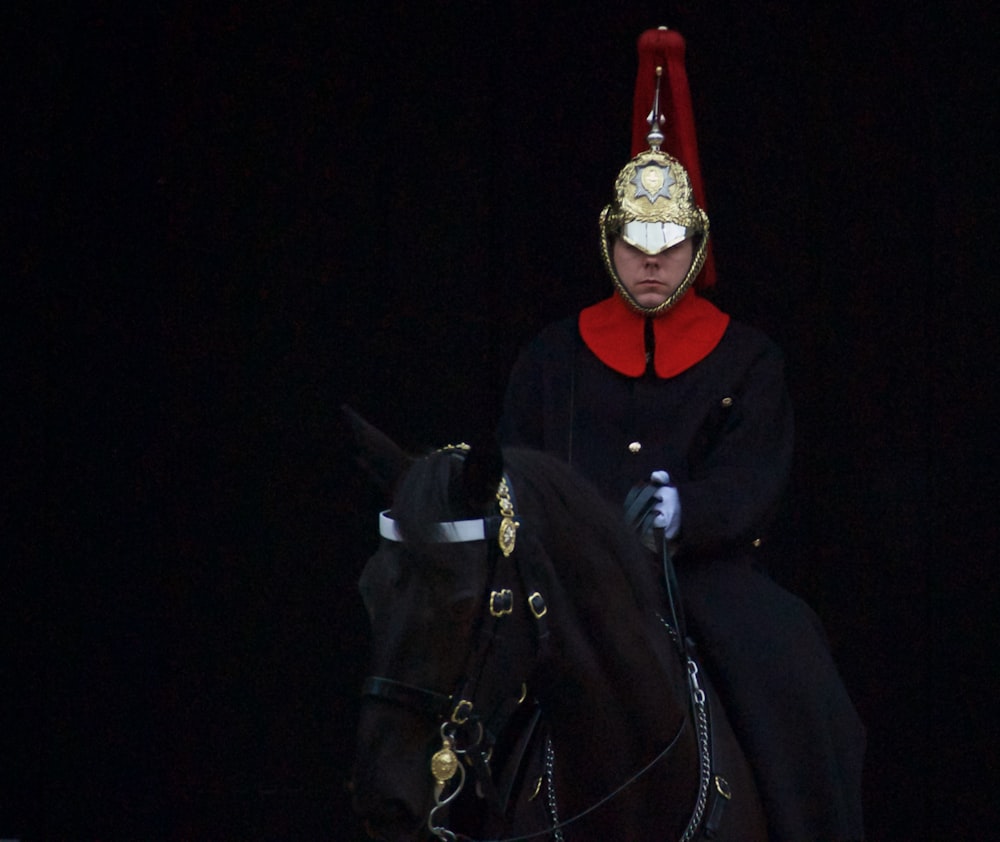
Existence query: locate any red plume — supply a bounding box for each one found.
[630,28,716,288]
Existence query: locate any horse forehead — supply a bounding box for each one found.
[359,542,486,593]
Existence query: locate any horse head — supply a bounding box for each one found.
[344,408,767,841]
[346,408,539,840]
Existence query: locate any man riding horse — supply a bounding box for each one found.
[499,26,866,841]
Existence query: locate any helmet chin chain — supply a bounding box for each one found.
[598,204,709,318]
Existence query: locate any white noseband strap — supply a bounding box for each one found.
[379,510,487,544]
[378,473,519,557]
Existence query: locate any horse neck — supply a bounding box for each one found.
[536,592,689,739]
[528,551,698,833]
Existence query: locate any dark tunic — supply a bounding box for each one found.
[500,314,866,841]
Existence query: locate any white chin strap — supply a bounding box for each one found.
[379,510,487,544]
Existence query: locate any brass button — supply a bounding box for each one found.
[721,397,734,407]
[752,538,762,548]
[628,441,642,453]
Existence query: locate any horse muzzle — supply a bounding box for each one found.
[350,771,428,842]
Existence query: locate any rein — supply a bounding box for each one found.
[471,718,687,842]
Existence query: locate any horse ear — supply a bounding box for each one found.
[461,434,505,511]
[341,404,410,495]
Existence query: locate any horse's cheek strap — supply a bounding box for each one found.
[362,676,452,720]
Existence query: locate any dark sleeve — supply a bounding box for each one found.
[498,319,576,452]
[674,337,794,556]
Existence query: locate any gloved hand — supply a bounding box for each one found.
[650,470,681,539]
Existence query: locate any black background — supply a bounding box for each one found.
[4,2,997,840]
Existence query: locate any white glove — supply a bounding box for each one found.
[650,470,681,539]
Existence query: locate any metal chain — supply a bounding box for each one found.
[679,659,711,842]
[659,615,712,842]
[544,735,565,842]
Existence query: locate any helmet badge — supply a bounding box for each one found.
[632,164,675,202]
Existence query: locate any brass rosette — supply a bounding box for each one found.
[431,738,459,785]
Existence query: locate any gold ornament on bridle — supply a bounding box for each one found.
[496,476,518,557]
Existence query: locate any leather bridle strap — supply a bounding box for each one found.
[362,676,452,721]
[368,468,546,826]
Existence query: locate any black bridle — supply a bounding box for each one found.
[363,471,550,833]
[361,676,453,722]
[361,468,728,842]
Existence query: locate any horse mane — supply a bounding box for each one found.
[501,447,665,619]
[390,448,475,546]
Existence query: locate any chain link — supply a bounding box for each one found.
[679,659,711,842]
[658,616,712,842]
[544,736,565,842]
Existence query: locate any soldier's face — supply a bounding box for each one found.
[613,237,693,309]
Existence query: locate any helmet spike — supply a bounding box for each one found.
[645,66,665,152]
[627,27,716,288]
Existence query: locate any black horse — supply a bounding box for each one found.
[348,411,766,841]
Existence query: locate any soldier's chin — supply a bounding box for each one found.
[630,287,669,308]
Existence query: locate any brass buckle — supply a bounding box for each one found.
[451,699,474,725]
[528,592,547,619]
[489,589,514,617]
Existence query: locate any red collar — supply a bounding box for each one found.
[578,292,729,378]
